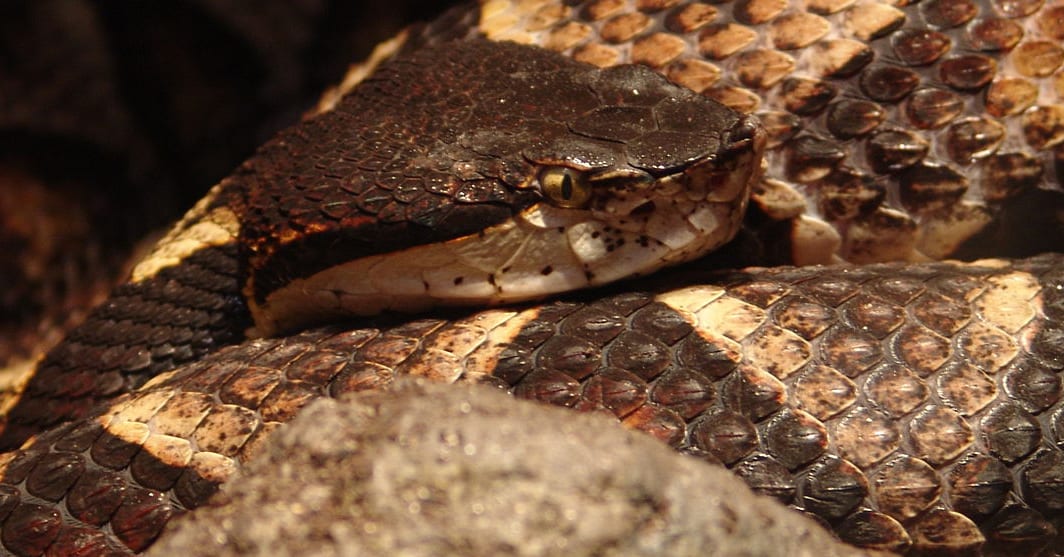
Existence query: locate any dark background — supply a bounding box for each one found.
[0,0,460,364]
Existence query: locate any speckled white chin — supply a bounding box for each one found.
[248,163,755,337]
[251,212,733,338]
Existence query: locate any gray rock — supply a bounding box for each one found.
[149,381,877,557]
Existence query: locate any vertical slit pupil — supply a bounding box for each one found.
[561,172,573,200]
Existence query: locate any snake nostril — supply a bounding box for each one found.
[723,116,766,156]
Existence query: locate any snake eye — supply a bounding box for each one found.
[540,166,592,208]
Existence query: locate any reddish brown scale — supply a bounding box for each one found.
[859,65,921,102]
[486,0,1063,262]
[0,244,249,452]
[891,28,952,66]
[237,37,746,308]
[993,0,1046,18]
[817,169,885,221]
[4,0,1064,555]
[866,129,930,173]
[1040,5,1064,37]
[2,255,1062,555]
[778,77,837,115]
[922,0,979,27]
[906,87,964,129]
[826,100,885,139]
[968,17,1025,50]
[785,135,847,182]
[899,162,969,212]
[939,54,998,90]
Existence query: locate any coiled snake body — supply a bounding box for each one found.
[1,0,1063,555]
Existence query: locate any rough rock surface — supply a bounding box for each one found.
[148,381,877,557]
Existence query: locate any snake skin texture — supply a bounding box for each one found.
[0,37,756,450]
[1,0,1062,555]
[473,0,1064,263]
[0,254,1060,555]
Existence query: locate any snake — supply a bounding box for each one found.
[1,0,1062,555]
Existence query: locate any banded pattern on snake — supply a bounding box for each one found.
[1,0,1062,555]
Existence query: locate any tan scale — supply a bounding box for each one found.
[480,0,1063,265]
[916,203,994,259]
[692,295,767,341]
[936,361,998,416]
[735,49,796,88]
[139,433,194,471]
[705,85,762,113]
[191,404,261,455]
[893,325,953,376]
[149,391,215,439]
[987,77,1039,118]
[843,2,905,41]
[790,364,856,420]
[185,451,239,486]
[572,42,622,65]
[526,2,570,30]
[129,184,240,284]
[258,379,319,422]
[418,309,533,383]
[1,256,1061,554]
[667,3,718,31]
[698,23,758,59]
[768,12,830,50]
[808,0,856,14]
[631,32,689,66]
[835,406,899,468]
[790,216,844,265]
[735,0,787,24]
[665,57,721,91]
[357,335,422,368]
[975,271,1041,333]
[958,321,1020,372]
[546,20,594,50]
[600,12,654,42]
[100,389,176,427]
[741,325,811,379]
[584,0,627,20]
[864,366,930,416]
[98,416,151,448]
[908,405,973,466]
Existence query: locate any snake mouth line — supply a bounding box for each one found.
[247,116,765,338]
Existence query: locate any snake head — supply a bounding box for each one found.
[237,39,765,336]
[519,65,767,286]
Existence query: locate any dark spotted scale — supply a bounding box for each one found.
[0,254,1061,555]
[480,0,1064,263]
[0,34,751,451]
[237,38,741,305]
[4,1,1064,555]
[0,244,250,451]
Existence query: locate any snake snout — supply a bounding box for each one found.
[690,113,766,205]
[721,114,766,161]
